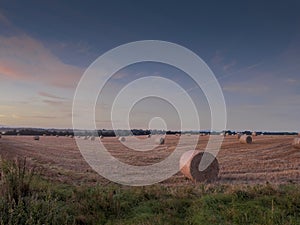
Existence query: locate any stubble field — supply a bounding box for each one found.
[0,135,299,186]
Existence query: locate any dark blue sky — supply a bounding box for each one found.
[2,0,300,67]
[0,0,300,130]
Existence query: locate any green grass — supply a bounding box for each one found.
[0,158,300,225]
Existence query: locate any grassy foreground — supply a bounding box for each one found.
[0,158,300,225]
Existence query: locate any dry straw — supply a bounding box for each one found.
[292,138,300,149]
[180,150,219,182]
[239,135,252,144]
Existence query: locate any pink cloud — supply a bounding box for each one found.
[0,34,84,88]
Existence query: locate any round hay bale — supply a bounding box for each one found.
[252,132,257,136]
[119,136,125,142]
[155,137,165,145]
[292,138,300,149]
[180,150,219,182]
[90,136,95,141]
[33,136,40,141]
[56,135,59,137]
[69,135,74,138]
[99,135,103,139]
[239,135,252,144]
[237,133,242,139]
[147,134,151,138]
[83,136,88,140]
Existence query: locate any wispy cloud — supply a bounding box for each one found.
[11,114,21,119]
[42,99,69,106]
[211,50,224,65]
[38,91,66,100]
[0,34,84,88]
[0,12,10,26]
[26,115,58,119]
[285,78,299,85]
[210,50,237,72]
[222,83,270,94]
[223,60,236,71]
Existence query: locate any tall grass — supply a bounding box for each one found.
[0,157,34,202]
[0,157,300,225]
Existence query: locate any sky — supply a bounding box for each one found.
[0,0,300,131]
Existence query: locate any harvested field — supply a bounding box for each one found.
[0,135,299,186]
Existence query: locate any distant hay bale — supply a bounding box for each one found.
[119,137,125,142]
[33,136,40,141]
[43,134,46,136]
[90,136,95,141]
[252,132,257,136]
[56,135,59,137]
[292,138,300,149]
[155,137,165,145]
[239,135,252,144]
[180,150,219,182]
[147,134,151,138]
[99,135,103,139]
[237,133,242,139]
[84,136,88,140]
[69,135,74,138]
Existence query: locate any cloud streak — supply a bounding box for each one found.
[38,91,66,100]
